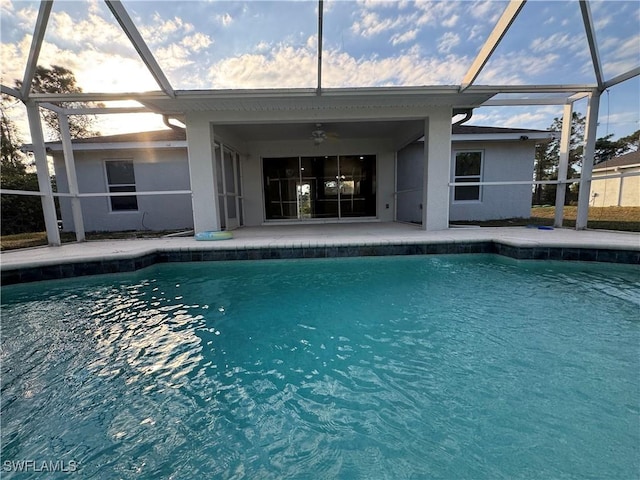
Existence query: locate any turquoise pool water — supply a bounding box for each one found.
[1,255,638,479]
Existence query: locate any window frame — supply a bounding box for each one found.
[104,159,139,213]
[452,150,484,203]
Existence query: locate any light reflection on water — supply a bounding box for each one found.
[1,255,639,479]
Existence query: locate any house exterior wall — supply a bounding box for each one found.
[397,140,536,222]
[242,137,396,226]
[449,140,535,221]
[591,167,640,207]
[396,142,423,224]
[54,131,540,232]
[53,148,193,232]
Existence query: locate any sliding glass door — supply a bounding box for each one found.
[215,143,243,230]
[263,155,376,220]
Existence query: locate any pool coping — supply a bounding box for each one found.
[2,227,639,285]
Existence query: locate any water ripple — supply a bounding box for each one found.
[1,257,638,479]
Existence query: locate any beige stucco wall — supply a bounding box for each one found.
[591,167,640,207]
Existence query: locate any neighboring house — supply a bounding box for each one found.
[590,150,640,207]
[48,125,554,233]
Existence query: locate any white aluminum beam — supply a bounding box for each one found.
[467,84,597,94]
[26,85,598,105]
[579,0,605,89]
[554,103,573,227]
[26,102,61,246]
[575,91,601,229]
[603,66,640,90]
[567,92,591,102]
[482,97,573,106]
[39,102,64,113]
[1,84,23,99]
[21,0,53,100]
[105,1,175,98]
[58,113,86,241]
[26,91,171,102]
[62,106,151,115]
[0,189,45,196]
[460,0,526,91]
[317,0,324,95]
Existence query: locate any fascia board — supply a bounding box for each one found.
[44,141,188,152]
[592,163,640,172]
[451,132,556,142]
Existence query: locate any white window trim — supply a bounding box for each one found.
[104,158,139,213]
[452,150,484,204]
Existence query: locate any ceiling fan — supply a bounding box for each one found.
[310,123,338,145]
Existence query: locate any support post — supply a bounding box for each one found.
[554,102,573,227]
[422,109,452,230]
[58,114,85,241]
[26,102,60,246]
[186,115,221,233]
[575,91,601,230]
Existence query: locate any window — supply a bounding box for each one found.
[453,151,483,202]
[105,160,138,211]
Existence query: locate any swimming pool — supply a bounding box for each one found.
[1,255,638,479]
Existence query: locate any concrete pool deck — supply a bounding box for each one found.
[1,223,639,284]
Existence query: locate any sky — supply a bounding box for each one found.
[1,0,639,143]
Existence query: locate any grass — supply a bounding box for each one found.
[2,207,639,251]
[0,229,187,252]
[452,206,640,232]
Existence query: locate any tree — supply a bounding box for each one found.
[15,65,100,140]
[594,129,639,164]
[533,112,585,205]
[534,114,640,206]
[1,95,27,175]
[0,95,46,235]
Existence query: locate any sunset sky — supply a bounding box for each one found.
[1,0,638,141]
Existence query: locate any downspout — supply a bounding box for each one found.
[452,108,473,126]
[163,114,185,132]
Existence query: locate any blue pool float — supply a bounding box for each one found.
[194,231,233,241]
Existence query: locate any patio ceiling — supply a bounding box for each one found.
[1,0,638,112]
[215,119,426,146]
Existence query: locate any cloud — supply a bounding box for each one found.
[320,47,470,87]
[413,1,461,27]
[467,25,484,42]
[469,0,504,24]
[216,12,233,27]
[351,11,407,37]
[610,34,640,61]
[437,32,460,54]
[530,33,584,55]
[594,14,613,30]
[390,29,418,46]
[356,0,399,9]
[1,5,159,92]
[442,14,459,28]
[1,0,14,17]
[475,52,562,85]
[0,35,31,86]
[181,33,213,52]
[208,44,316,88]
[206,39,471,89]
[140,15,195,45]
[471,106,563,131]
